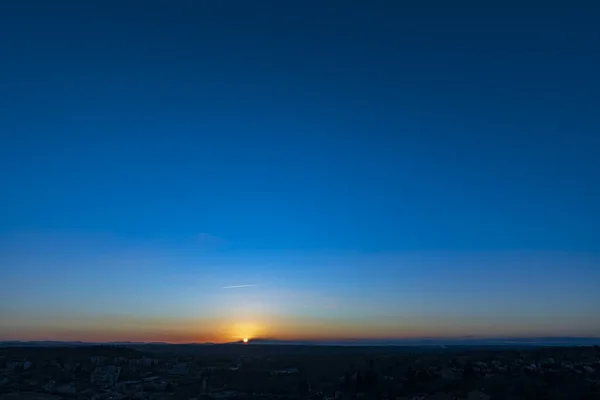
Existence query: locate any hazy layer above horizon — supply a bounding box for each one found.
[2,237,599,342]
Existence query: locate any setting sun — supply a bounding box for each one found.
[227,321,264,343]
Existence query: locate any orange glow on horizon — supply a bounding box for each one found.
[5,313,597,344]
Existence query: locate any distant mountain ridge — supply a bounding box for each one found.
[243,337,600,347]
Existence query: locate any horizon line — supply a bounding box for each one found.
[2,336,600,346]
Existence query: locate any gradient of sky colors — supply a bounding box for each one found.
[1,3,599,343]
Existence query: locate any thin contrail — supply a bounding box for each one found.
[222,284,257,289]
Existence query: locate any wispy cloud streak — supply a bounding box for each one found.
[222,284,257,289]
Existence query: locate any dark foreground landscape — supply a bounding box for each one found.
[1,343,600,400]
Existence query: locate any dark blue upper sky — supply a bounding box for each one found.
[1,3,599,252]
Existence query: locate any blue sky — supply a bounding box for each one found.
[1,2,599,341]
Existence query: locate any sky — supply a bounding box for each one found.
[1,2,599,343]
